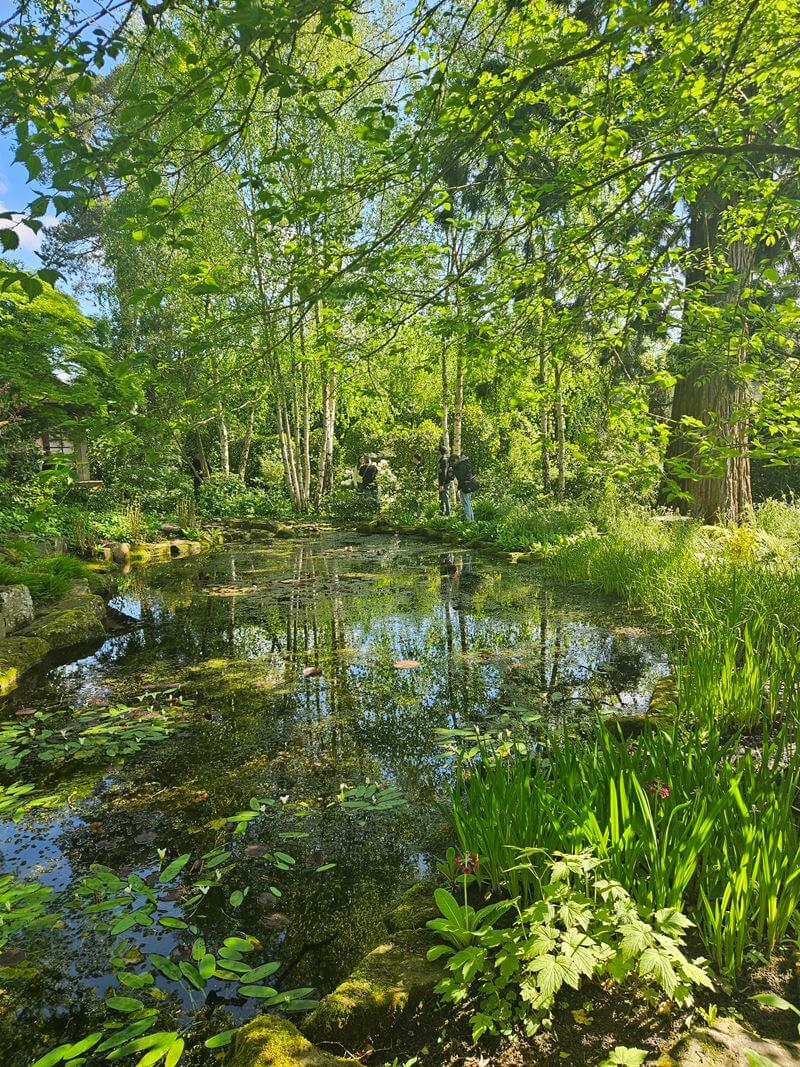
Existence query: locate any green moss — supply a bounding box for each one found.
[230,1015,349,1067]
[0,635,50,695]
[23,596,106,649]
[301,929,442,1051]
[386,882,439,933]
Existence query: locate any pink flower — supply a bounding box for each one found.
[645,780,670,798]
[455,852,479,875]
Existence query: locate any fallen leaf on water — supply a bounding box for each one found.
[303,666,322,678]
[393,659,421,669]
[263,913,290,928]
[0,947,26,967]
[244,844,271,858]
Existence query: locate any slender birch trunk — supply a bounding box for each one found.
[554,362,565,500]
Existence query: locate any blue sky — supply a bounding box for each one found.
[0,131,58,271]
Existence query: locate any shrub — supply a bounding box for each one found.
[428,852,711,1041]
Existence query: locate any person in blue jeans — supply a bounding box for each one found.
[452,454,476,522]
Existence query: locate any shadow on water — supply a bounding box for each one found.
[0,532,668,1063]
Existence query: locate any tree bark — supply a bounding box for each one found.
[452,351,464,457]
[663,200,753,522]
[237,406,255,478]
[539,339,551,494]
[554,361,565,500]
[440,337,450,449]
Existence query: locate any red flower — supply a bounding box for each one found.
[645,780,670,798]
[455,852,479,875]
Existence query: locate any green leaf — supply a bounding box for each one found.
[204,1030,237,1049]
[238,962,280,984]
[751,993,799,1015]
[198,953,216,980]
[64,1034,103,1060]
[601,1048,649,1066]
[159,917,188,929]
[164,1037,184,1067]
[433,887,465,928]
[0,229,20,251]
[29,1045,72,1067]
[159,854,190,883]
[238,984,279,999]
[148,954,181,981]
[107,996,145,1013]
[96,1019,157,1053]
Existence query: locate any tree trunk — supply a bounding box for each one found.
[238,406,255,478]
[663,201,753,522]
[218,409,230,475]
[440,338,450,449]
[539,341,551,494]
[452,352,464,457]
[554,362,565,500]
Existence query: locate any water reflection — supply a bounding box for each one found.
[0,532,667,1063]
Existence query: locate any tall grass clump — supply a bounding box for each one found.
[0,554,87,602]
[448,715,800,981]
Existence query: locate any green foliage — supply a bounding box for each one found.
[427,853,711,1041]
[0,553,87,602]
[197,473,270,518]
[447,718,800,982]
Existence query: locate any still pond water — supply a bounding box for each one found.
[0,531,667,1064]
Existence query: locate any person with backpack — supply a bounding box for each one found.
[452,453,478,522]
[437,443,453,516]
[357,453,379,506]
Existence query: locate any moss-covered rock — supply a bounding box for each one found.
[656,1016,800,1066]
[0,635,50,695]
[301,928,442,1051]
[23,594,106,650]
[386,882,439,933]
[230,1015,350,1067]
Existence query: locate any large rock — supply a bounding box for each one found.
[657,1017,800,1066]
[0,585,34,638]
[0,635,50,695]
[386,882,439,933]
[22,593,106,650]
[301,929,443,1051]
[230,1016,349,1067]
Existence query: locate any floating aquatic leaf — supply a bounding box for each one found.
[238,984,279,999]
[107,995,144,1013]
[159,854,190,883]
[204,1030,237,1049]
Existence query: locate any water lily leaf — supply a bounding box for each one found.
[198,953,216,980]
[148,954,181,981]
[159,917,188,930]
[107,995,144,1013]
[159,854,190,883]
[238,962,280,984]
[238,984,279,999]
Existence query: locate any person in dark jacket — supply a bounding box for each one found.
[452,454,476,522]
[357,453,379,505]
[437,443,452,515]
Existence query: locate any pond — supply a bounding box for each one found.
[0,531,668,1065]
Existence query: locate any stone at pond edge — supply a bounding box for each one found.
[21,594,106,649]
[386,882,439,933]
[0,635,51,695]
[0,585,34,639]
[300,928,443,1051]
[230,1015,350,1067]
[656,1016,800,1066]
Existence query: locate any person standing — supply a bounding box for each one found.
[437,443,452,516]
[452,453,477,522]
[358,453,379,507]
